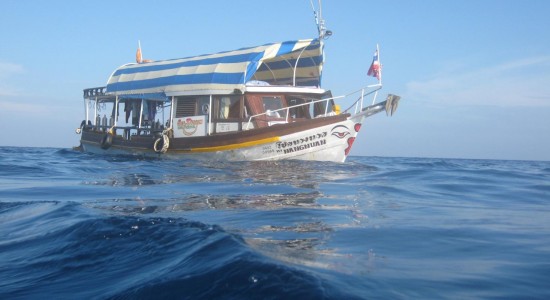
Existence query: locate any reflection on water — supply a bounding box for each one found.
[88,191,323,213]
[247,237,336,270]
[78,158,381,273]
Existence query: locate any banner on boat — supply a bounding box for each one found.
[173,116,207,138]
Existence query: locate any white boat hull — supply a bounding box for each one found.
[80,117,365,162]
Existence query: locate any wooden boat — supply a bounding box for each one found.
[76,7,400,162]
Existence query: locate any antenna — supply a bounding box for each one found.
[309,0,319,35]
[310,0,332,39]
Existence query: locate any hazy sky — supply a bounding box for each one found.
[1,0,549,161]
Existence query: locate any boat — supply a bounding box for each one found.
[75,3,400,162]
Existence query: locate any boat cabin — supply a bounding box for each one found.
[80,38,343,142]
[81,85,338,141]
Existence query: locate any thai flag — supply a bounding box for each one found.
[367,49,381,81]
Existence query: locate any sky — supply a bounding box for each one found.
[1,0,549,161]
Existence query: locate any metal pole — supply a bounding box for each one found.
[360,88,364,111]
[114,95,119,126]
[293,46,308,86]
[84,98,89,124]
[169,96,175,128]
[94,96,98,126]
[208,95,213,135]
[138,98,144,129]
[377,44,382,86]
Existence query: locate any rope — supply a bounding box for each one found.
[154,129,171,154]
[160,134,169,153]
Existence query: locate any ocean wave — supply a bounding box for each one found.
[0,207,360,299]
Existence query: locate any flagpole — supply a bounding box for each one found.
[372,44,381,105]
[377,43,382,85]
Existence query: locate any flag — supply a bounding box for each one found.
[135,40,153,63]
[136,41,143,64]
[367,49,381,81]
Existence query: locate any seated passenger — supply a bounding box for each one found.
[266,109,280,117]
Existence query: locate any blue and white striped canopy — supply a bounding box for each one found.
[106,39,323,98]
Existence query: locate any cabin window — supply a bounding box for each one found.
[312,98,335,117]
[312,91,334,117]
[262,96,286,118]
[175,96,210,117]
[215,96,241,119]
[288,97,310,119]
[197,96,210,116]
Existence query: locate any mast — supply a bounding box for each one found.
[309,0,331,88]
[310,0,332,40]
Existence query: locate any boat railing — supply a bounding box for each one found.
[244,84,383,130]
[342,83,383,115]
[81,116,165,138]
[83,87,107,99]
[244,95,345,130]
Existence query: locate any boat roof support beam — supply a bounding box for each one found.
[138,98,144,129]
[169,96,175,130]
[94,96,98,126]
[293,46,308,86]
[208,95,213,136]
[84,98,89,124]
[113,96,119,128]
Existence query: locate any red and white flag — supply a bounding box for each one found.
[367,48,381,81]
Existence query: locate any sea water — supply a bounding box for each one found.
[0,147,549,299]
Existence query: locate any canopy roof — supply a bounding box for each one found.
[105,39,323,98]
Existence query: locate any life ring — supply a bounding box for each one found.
[100,133,113,150]
[153,134,169,153]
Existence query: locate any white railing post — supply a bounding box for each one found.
[360,88,364,111]
[285,107,290,122]
[208,95,213,135]
[94,96,98,126]
[169,96,175,129]
[84,98,89,124]
[138,98,144,129]
[114,95,118,127]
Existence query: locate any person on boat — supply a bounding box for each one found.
[264,102,281,118]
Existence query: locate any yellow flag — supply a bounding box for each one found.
[136,41,143,64]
